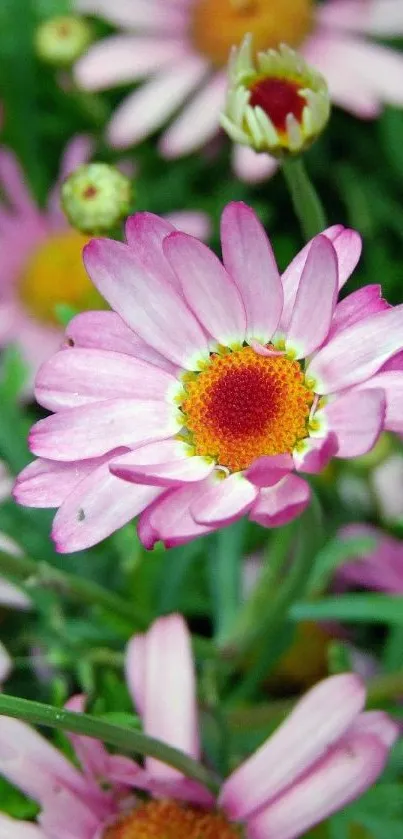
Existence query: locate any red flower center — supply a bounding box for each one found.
[181,346,313,472]
[249,77,307,133]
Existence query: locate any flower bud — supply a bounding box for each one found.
[61,163,133,235]
[35,16,93,67]
[220,34,330,157]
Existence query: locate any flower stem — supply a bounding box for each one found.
[0,693,219,793]
[282,157,327,241]
[209,519,246,644]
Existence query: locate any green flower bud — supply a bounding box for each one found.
[35,15,93,67]
[61,163,133,235]
[220,35,330,158]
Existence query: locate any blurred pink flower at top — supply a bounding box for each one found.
[74,0,403,183]
[14,202,403,553]
[337,523,403,594]
[0,614,398,839]
[0,137,210,394]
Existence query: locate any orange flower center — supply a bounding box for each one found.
[104,800,241,839]
[181,346,313,473]
[191,0,313,67]
[19,231,106,325]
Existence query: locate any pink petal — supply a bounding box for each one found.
[125,212,183,294]
[285,236,338,358]
[322,388,385,457]
[219,673,366,821]
[0,642,11,684]
[0,814,45,839]
[163,232,246,345]
[0,717,88,805]
[65,310,176,373]
[29,399,179,461]
[220,202,283,344]
[192,474,257,526]
[293,433,339,473]
[0,148,36,215]
[357,371,403,434]
[247,733,388,839]
[75,35,185,91]
[335,39,403,107]
[110,441,215,486]
[138,482,215,549]
[126,615,199,780]
[163,211,211,241]
[35,349,178,411]
[280,226,360,332]
[13,456,106,509]
[307,304,403,393]
[39,784,103,839]
[231,144,279,184]
[350,710,399,749]
[83,239,209,370]
[52,460,162,553]
[75,0,188,32]
[250,474,310,528]
[160,72,226,158]
[0,577,31,610]
[125,633,146,717]
[107,56,209,149]
[372,454,403,523]
[303,33,382,118]
[245,454,294,488]
[326,284,389,343]
[317,0,403,36]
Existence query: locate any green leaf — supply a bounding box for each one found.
[290,595,403,625]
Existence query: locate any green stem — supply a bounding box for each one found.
[0,694,219,793]
[282,157,327,241]
[229,499,324,701]
[209,520,246,644]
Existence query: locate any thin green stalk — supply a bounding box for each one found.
[282,157,327,241]
[209,520,246,644]
[223,521,297,655]
[0,694,219,793]
[229,499,324,702]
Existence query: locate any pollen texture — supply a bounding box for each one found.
[104,800,241,839]
[181,346,313,472]
[19,231,106,324]
[249,77,307,133]
[191,0,313,66]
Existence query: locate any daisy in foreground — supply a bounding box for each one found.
[0,614,398,839]
[74,0,403,181]
[0,137,210,393]
[15,201,403,553]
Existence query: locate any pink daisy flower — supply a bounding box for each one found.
[74,0,403,182]
[14,202,403,553]
[337,523,403,594]
[0,614,398,839]
[0,136,210,393]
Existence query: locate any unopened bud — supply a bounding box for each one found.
[35,15,93,67]
[220,35,330,158]
[61,163,133,235]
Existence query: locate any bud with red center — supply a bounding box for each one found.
[220,35,330,157]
